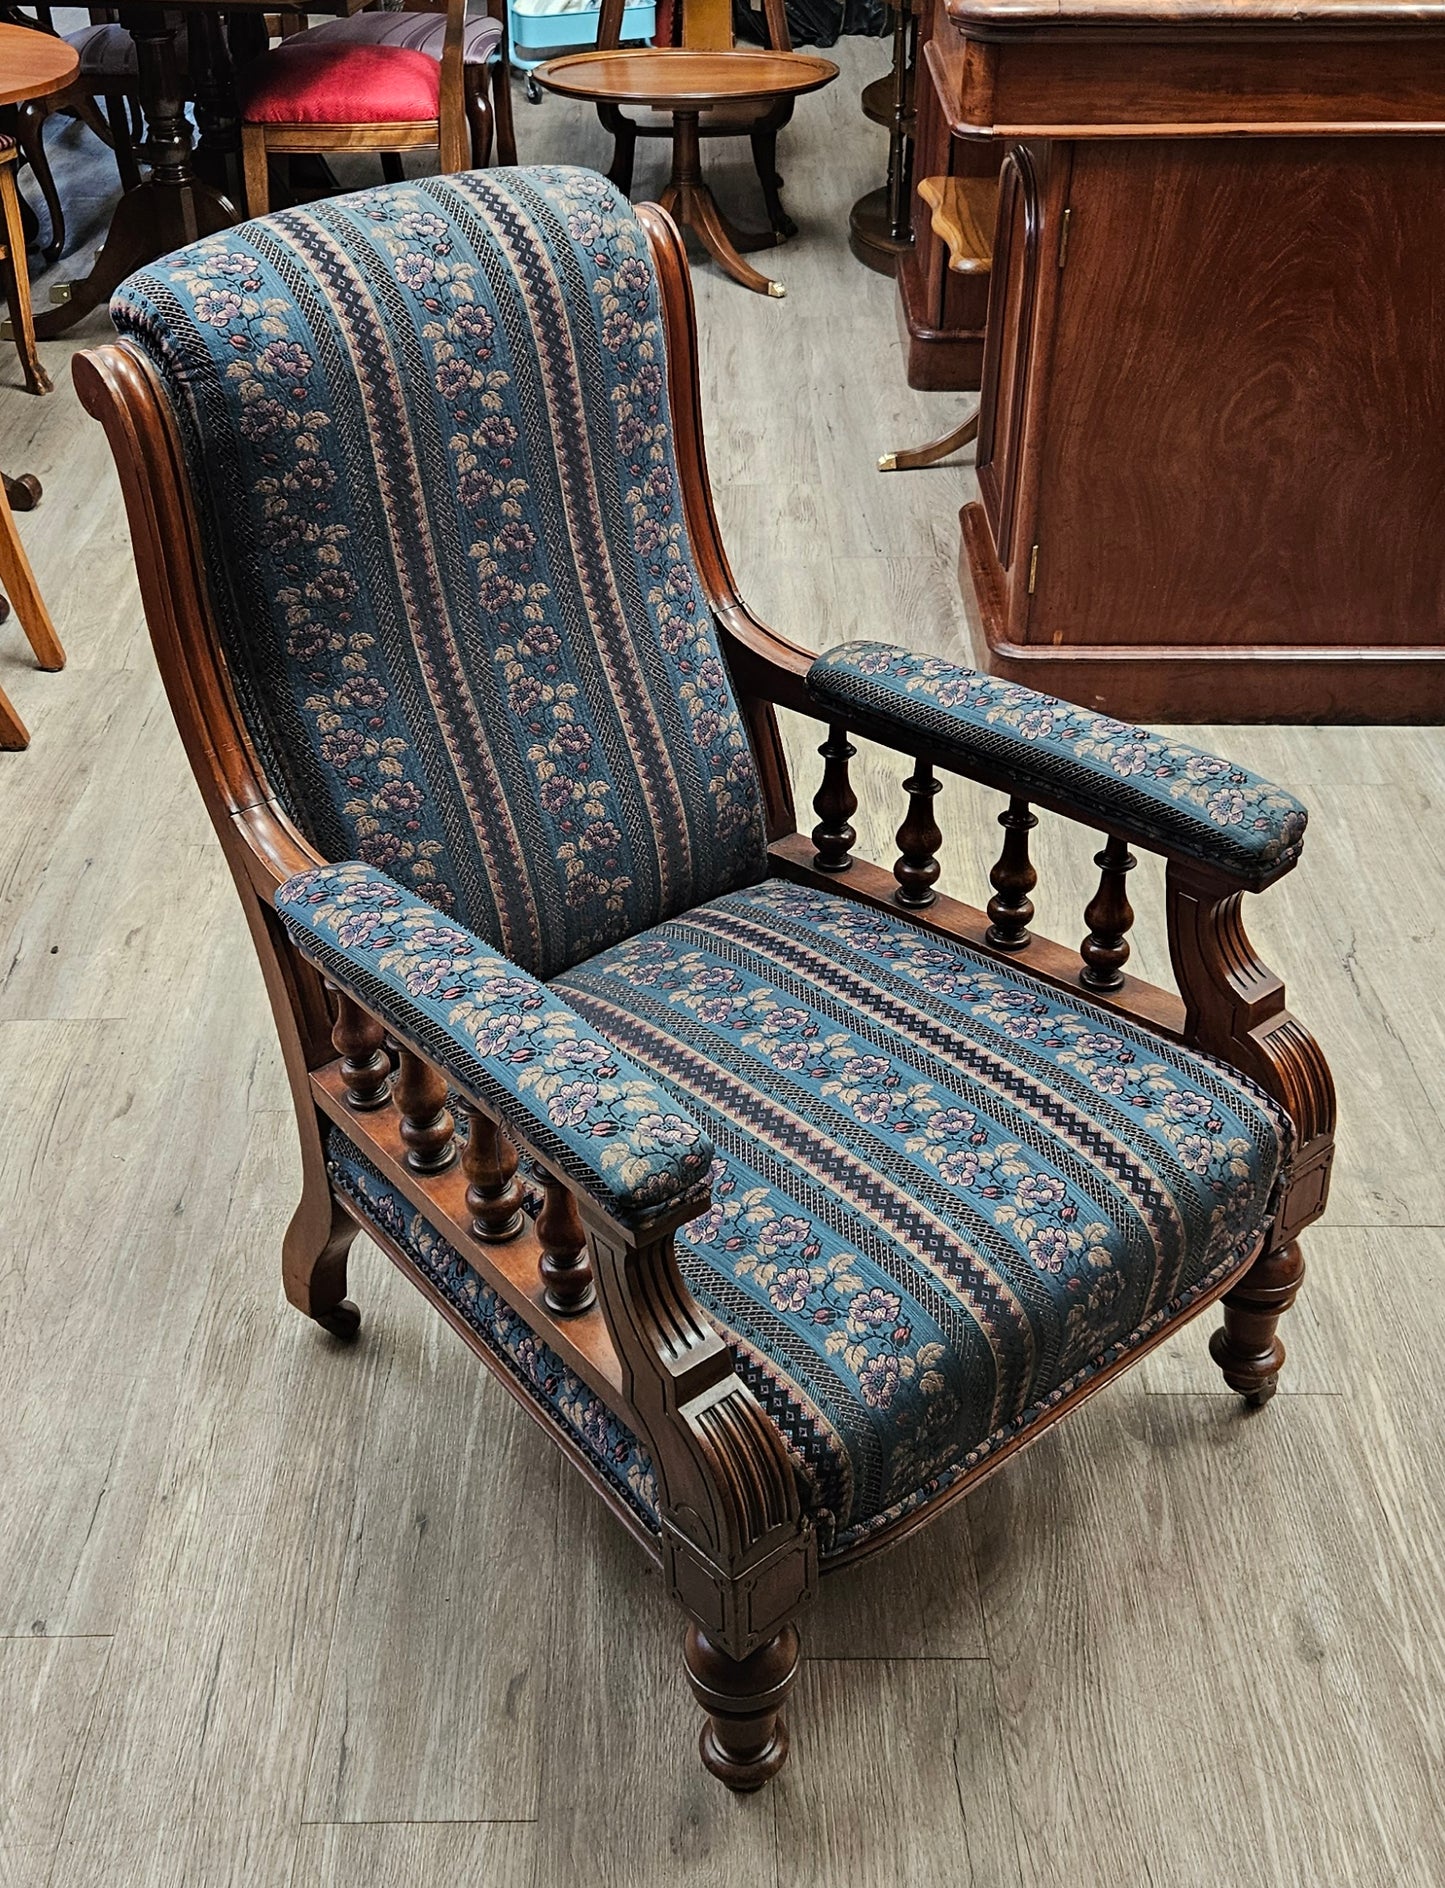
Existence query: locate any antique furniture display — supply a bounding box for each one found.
[239,0,516,215]
[878,169,992,469]
[894,0,995,388]
[562,0,823,275]
[0,470,65,750]
[0,27,77,387]
[3,6,144,266]
[536,45,835,293]
[32,0,374,340]
[847,0,917,275]
[944,0,1445,723]
[79,166,1334,1791]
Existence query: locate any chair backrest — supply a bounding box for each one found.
[109,167,770,980]
[597,0,790,51]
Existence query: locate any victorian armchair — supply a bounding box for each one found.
[77,166,1334,1791]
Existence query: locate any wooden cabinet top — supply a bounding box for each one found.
[937,0,1445,135]
[949,0,1445,27]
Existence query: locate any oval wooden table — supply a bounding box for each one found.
[0,24,79,392]
[535,48,837,296]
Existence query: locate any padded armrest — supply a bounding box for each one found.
[807,642,1307,886]
[275,861,714,1228]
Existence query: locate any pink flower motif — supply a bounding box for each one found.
[548,1080,601,1127]
[850,1286,902,1329]
[1028,1228,1071,1273]
[939,1148,981,1187]
[1015,1172,1067,1212]
[768,1266,813,1313]
[859,1353,903,1409]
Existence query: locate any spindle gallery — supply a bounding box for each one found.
[6,15,1438,1882]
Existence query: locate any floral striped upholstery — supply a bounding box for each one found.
[554,880,1290,1553]
[322,878,1288,1557]
[277,859,714,1225]
[808,643,1308,885]
[110,168,768,980]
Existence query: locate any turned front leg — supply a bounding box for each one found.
[683,1622,800,1792]
[1210,1237,1305,1406]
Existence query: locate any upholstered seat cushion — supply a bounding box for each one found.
[240,43,446,124]
[67,20,187,82]
[327,877,1289,1557]
[289,8,504,63]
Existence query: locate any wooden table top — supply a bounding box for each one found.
[535,47,838,110]
[0,24,80,106]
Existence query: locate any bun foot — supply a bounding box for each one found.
[315,1298,361,1341]
[699,1716,789,1793]
[684,1621,800,1791]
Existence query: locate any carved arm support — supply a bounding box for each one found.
[275,858,815,1653]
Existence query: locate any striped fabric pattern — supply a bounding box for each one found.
[110,167,768,980]
[809,643,1308,885]
[555,879,1290,1550]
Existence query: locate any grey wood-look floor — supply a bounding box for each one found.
[3,39,1444,1886]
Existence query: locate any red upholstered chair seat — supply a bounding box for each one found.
[241,44,443,126]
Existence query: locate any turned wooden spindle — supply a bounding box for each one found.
[985,796,1038,950]
[394,1049,457,1172]
[811,723,858,873]
[684,1622,801,1793]
[328,985,392,1110]
[893,761,941,907]
[463,1109,525,1242]
[1080,834,1137,991]
[535,1168,595,1316]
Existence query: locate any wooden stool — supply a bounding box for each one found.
[536,48,837,296]
[0,470,65,749]
[879,173,996,470]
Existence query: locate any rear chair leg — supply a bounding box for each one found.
[684,1620,801,1791]
[1209,1236,1304,1406]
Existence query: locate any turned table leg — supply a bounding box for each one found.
[35,7,239,340]
[662,112,786,300]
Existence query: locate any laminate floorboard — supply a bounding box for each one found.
[1,33,1440,1887]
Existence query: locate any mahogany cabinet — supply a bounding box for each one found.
[895,0,999,389]
[942,1,1445,722]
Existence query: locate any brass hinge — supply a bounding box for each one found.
[1057,208,1072,269]
[1028,544,1040,594]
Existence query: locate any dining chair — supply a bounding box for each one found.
[78,166,1335,1790]
[3,6,143,265]
[238,0,516,217]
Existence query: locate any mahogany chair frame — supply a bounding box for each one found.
[239,0,515,218]
[74,200,1335,1791]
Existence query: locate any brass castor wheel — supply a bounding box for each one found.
[315,1299,361,1341]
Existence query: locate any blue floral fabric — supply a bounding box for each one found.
[325,1128,660,1530]
[554,879,1291,1553]
[111,166,768,980]
[808,643,1308,885]
[277,859,714,1225]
